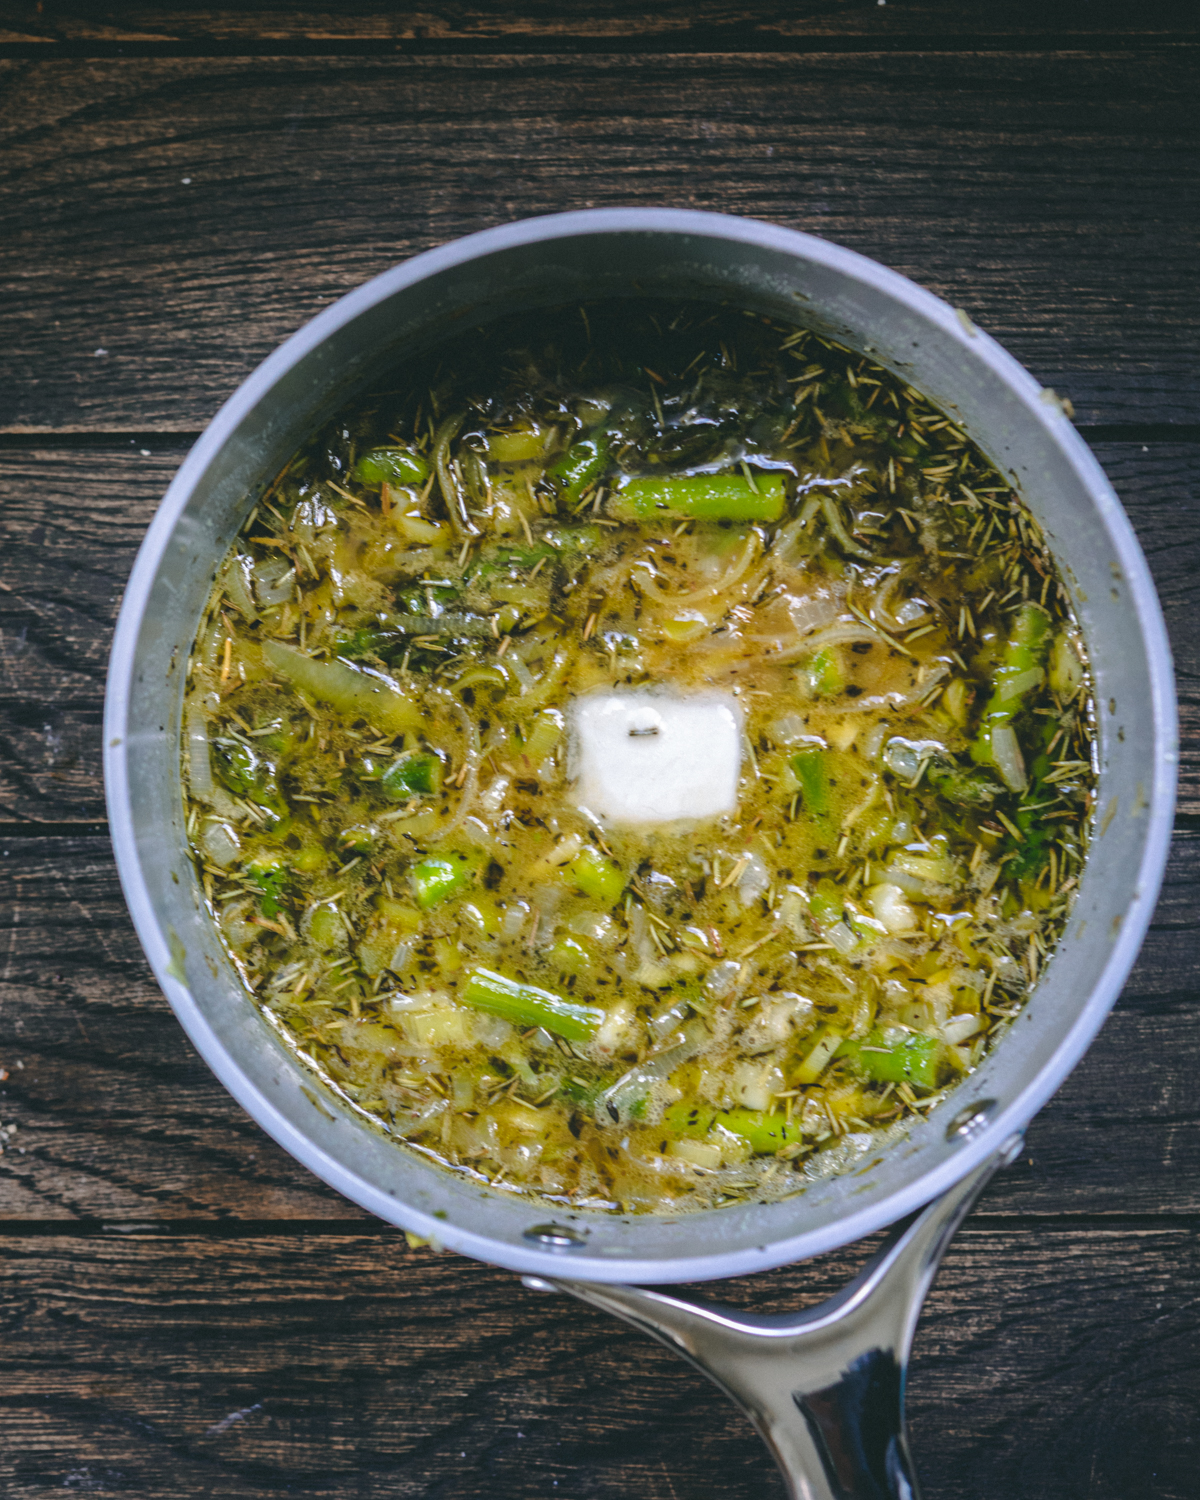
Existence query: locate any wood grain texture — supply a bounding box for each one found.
[0,0,1194,48]
[0,51,1197,433]
[4,442,1197,826]
[1,1226,1198,1499]
[2,0,1198,48]
[3,26,1199,1499]
[2,828,1198,1222]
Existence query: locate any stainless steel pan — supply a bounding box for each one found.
[104,210,1176,1499]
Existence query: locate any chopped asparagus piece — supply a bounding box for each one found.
[663,1102,803,1156]
[838,1030,946,1089]
[461,967,605,1043]
[382,751,443,799]
[353,446,430,486]
[263,640,423,736]
[410,849,480,909]
[791,748,831,815]
[571,845,625,905]
[610,472,786,523]
[549,432,611,503]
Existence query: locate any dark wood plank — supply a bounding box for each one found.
[1,1225,1197,1499]
[4,441,1196,826]
[2,0,1198,47]
[2,829,1198,1222]
[1,52,1197,433]
[0,832,364,1221]
[0,448,180,826]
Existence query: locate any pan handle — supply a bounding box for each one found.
[527,1138,1021,1500]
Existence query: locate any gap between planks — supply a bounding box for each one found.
[1,37,1199,64]
[1,1214,1199,1239]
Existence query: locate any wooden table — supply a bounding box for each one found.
[2,6,1198,1496]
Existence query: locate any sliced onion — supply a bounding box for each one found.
[943,1013,986,1045]
[428,692,482,840]
[989,723,1028,793]
[826,921,859,956]
[185,700,215,801]
[704,959,743,998]
[433,411,479,540]
[596,1023,706,1126]
[871,563,929,632]
[867,882,919,934]
[506,652,536,692]
[631,529,761,607]
[1050,632,1085,698]
[819,494,874,560]
[753,622,885,666]
[628,904,655,967]
[253,556,296,607]
[833,665,949,715]
[221,552,257,619]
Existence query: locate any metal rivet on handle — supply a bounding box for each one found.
[523,1222,588,1249]
[945,1099,999,1143]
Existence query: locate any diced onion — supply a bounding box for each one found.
[737,850,771,907]
[768,713,808,746]
[943,1013,986,1045]
[201,821,241,868]
[827,921,859,956]
[253,556,295,607]
[994,666,1043,705]
[704,960,742,998]
[1050,633,1085,698]
[597,1024,705,1126]
[868,882,919,934]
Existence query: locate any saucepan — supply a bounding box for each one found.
[104,210,1176,1498]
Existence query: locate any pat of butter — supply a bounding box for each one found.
[569,691,743,826]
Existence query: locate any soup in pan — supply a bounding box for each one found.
[183,302,1095,1213]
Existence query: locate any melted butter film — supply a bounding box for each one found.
[183,301,1095,1214]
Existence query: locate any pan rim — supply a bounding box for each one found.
[104,208,1177,1281]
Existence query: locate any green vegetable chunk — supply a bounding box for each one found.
[486,427,549,463]
[838,1030,946,1089]
[381,751,443,799]
[809,880,844,927]
[570,845,625,905]
[212,739,288,823]
[339,823,376,855]
[461,967,605,1043]
[542,523,603,553]
[549,432,611,503]
[716,1108,804,1155]
[801,645,845,697]
[244,853,288,918]
[791,748,831,815]
[664,1102,803,1156]
[263,639,424,736]
[982,603,1052,722]
[610,472,786,523]
[410,849,479,909]
[926,763,999,809]
[353,446,430,486]
[971,603,1051,787]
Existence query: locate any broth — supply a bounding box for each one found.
[183,301,1095,1213]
